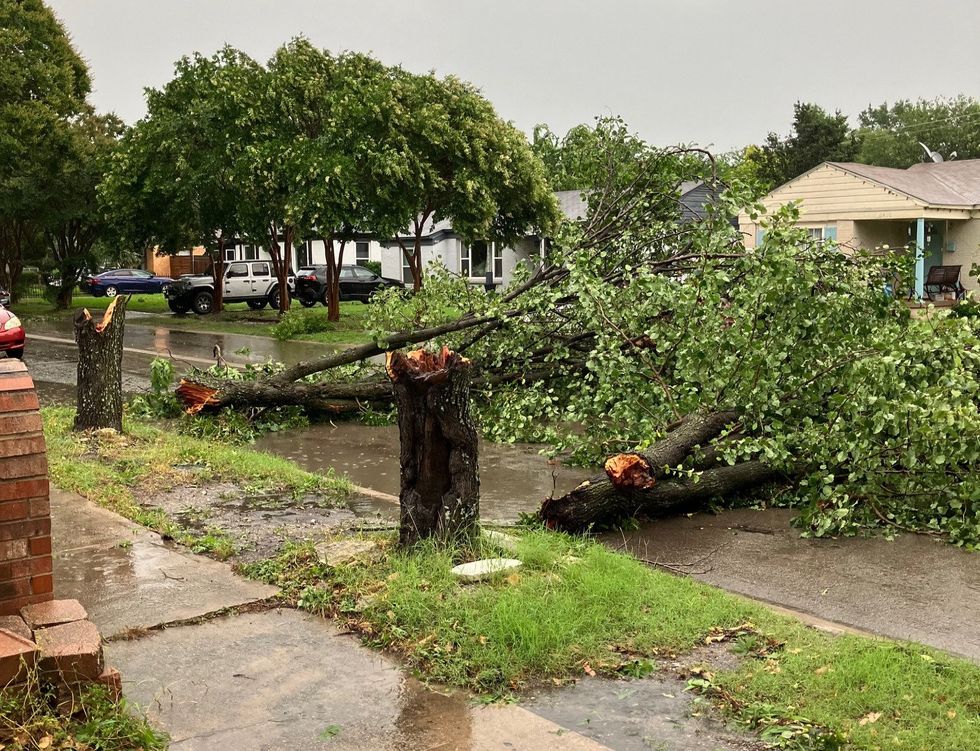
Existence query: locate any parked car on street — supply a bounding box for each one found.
[0,305,24,359]
[294,264,404,306]
[84,269,172,297]
[0,289,9,306]
[163,261,294,314]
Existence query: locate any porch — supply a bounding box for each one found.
[848,217,974,300]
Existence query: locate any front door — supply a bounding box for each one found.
[923,222,945,277]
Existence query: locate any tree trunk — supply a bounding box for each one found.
[412,236,423,292]
[267,224,292,313]
[540,459,784,533]
[538,411,762,532]
[387,347,479,547]
[176,377,392,413]
[74,295,128,432]
[55,280,74,309]
[212,242,225,314]
[324,236,345,322]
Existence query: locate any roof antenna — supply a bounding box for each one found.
[919,142,944,163]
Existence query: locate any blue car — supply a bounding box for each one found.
[84,269,172,297]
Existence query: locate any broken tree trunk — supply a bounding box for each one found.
[387,347,480,547]
[539,410,784,532]
[74,295,128,432]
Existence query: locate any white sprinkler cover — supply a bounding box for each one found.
[451,558,523,582]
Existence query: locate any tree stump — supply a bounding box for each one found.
[386,346,479,547]
[73,295,128,432]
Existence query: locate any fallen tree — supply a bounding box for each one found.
[172,132,980,546]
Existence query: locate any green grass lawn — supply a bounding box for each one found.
[243,533,980,750]
[14,295,374,345]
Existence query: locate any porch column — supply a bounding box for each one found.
[914,217,925,299]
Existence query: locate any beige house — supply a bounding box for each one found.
[738,159,980,297]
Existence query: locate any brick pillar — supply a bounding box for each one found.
[0,360,53,615]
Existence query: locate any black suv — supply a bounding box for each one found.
[295,264,404,306]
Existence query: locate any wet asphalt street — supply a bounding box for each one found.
[22,313,341,403]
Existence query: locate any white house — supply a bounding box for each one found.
[224,184,718,287]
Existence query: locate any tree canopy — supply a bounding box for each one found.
[745,102,861,190]
[388,72,559,291]
[100,47,262,311]
[103,38,558,311]
[856,96,980,168]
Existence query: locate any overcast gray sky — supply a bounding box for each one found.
[47,0,980,152]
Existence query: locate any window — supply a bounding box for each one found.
[133,270,152,278]
[250,262,270,277]
[461,241,504,279]
[226,263,249,278]
[224,247,236,262]
[243,244,257,261]
[340,267,356,279]
[353,266,374,279]
[355,241,370,266]
[295,241,312,269]
[805,226,838,242]
[403,254,414,284]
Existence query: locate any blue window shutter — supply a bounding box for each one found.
[824,225,837,241]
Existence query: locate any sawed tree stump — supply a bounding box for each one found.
[386,346,479,547]
[74,295,128,432]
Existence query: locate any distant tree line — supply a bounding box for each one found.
[723,96,980,192]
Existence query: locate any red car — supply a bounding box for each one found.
[0,306,24,359]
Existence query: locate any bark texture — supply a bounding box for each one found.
[538,411,780,532]
[387,347,479,547]
[74,295,128,432]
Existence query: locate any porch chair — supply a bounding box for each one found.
[923,265,966,301]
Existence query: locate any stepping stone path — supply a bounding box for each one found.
[451,558,523,582]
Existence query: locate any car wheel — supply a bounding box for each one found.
[7,348,23,360]
[268,286,281,310]
[168,300,190,314]
[246,299,268,310]
[299,296,318,308]
[192,290,214,315]
[104,285,118,297]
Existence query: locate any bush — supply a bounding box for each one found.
[360,260,382,276]
[271,308,335,340]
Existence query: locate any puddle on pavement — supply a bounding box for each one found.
[522,668,765,751]
[253,421,594,523]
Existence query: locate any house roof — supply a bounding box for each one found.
[827,159,980,207]
[395,182,718,241]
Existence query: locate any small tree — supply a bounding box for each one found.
[748,102,861,190]
[45,113,124,308]
[386,73,559,291]
[101,48,258,312]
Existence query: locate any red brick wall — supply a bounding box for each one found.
[0,360,53,615]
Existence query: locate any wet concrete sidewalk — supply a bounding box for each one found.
[51,486,756,750]
[604,508,980,662]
